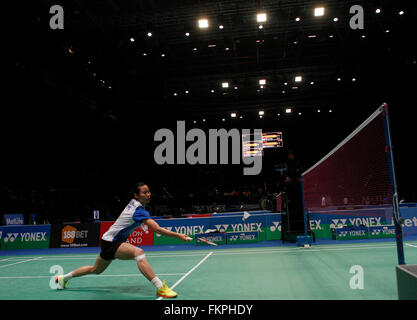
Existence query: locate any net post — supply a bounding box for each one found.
[300,177,308,237]
[381,103,406,265]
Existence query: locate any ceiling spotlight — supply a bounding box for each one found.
[329,109,333,113]
[161,53,165,57]
[317,109,321,112]
[193,121,197,124]
[337,77,341,81]
[310,81,314,85]
[147,32,152,37]
[259,115,263,119]
[211,89,215,93]
[142,53,147,56]
[203,119,206,122]
[385,29,390,33]
[329,34,334,38]
[295,76,302,82]
[361,35,366,38]
[333,17,339,22]
[298,112,302,115]
[219,25,224,29]
[222,82,229,88]
[193,48,198,51]
[277,113,281,116]
[231,113,237,118]
[259,79,266,85]
[185,90,189,94]
[295,17,301,22]
[173,93,178,96]
[352,78,356,82]
[258,25,264,29]
[286,108,292,113]
[293,41,298,44]
[314,7,325,17]
[284,82,288,86]
[130,37,135,42]
[399,11,404,15]
[259,110,265,115]
[234,86,238,90]
[225,47,230,51]
[240,116,243,119]
[198,19,209,28]
[282,90,286,94]
[222,118,226,122]
[376,8,381,14]
[185,32,190,37]
[257,13,267,22]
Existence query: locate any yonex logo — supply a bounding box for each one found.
[371,229,381,236]
[330,219,347,229]
[339,231,348,237]
[214,224,229,232]
[3,233,19,243]
[270,222,281,232]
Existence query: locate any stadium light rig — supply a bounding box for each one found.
[257,13,267,22]
[198,19,209,28]
[314,7,325,16]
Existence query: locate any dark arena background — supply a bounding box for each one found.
[2,0,417,310]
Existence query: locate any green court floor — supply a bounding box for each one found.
[1,241,417,300]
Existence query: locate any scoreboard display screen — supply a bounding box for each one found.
[262,132,283,148]
[242,131,283,157]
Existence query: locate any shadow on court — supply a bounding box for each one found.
[64,284,154,296]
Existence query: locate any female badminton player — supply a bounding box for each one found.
[55,182,191,298]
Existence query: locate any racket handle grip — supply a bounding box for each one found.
[186,236,193,241]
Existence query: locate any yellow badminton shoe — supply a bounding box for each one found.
[157,280,178,298]
[55,275,70,290]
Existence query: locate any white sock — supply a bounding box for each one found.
[151,277,163,289]
[63,272,73,281]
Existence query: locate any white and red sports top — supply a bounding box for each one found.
[101,199,151,242]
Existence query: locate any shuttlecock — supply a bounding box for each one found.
[242,211,251,221]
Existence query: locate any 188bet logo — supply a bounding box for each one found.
[61,225,88,244]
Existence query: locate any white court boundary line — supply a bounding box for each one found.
[405,243,417,248]
[0,243,408,261]
[0,257,42,269]
[1,241,416,262]
[157,251,213,300]
[0,273,185,280]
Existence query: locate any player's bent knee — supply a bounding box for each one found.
[135,253,146,262]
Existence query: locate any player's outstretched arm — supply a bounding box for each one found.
[144,219,191,241]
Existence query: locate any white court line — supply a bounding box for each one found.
[0,257,42,269]
[0,244,400,261]
[405,243,417,248]
[0,273,185,280]
[157,251,213,300]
